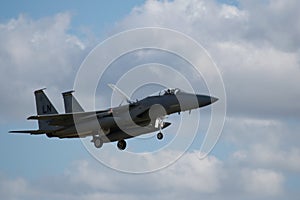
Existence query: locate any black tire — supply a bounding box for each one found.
[94,137,103,148]
[157,132,163,140]
[117,140,127,150]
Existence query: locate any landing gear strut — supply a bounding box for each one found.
[155,117,165,140]
[117,140,127,150]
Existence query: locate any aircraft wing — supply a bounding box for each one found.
[27,110,112,127]
[9,130,46,134]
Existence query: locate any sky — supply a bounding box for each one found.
[1,0,300,199]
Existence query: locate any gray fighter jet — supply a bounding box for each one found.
[10,86,218,150]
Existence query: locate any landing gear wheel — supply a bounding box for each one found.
[157,132,163,140]
[93,137,103,148]
[117,140,127,150]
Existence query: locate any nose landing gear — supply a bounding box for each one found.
[157,132,163,140]
[155,117,165,141]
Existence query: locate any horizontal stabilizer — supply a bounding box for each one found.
[27,110,112,126]
[9,130,45,134]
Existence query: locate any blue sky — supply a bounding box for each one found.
[1,0,300,199]
[0,0,145,34]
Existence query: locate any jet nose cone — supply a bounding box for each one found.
[210,96,219,103]
[197,95,218,108]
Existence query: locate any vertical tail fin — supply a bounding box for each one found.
[34,89,58,130]
[62,90,84,113]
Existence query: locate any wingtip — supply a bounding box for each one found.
[9,130,45,134]
[27,116,37,120]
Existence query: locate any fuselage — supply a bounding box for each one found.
[49,89,217,142]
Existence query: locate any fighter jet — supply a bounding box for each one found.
[10,86,218,150]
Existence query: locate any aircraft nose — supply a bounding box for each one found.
[197,95,218,108]
[210,96,219,103]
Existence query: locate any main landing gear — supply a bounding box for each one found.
[117,140,127,150]
[92,136,103,148]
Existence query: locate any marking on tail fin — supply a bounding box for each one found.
[42,104,53,114]
[34,89,58,130]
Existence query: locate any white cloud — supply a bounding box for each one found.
[240,168,284,196]
[0,176,34,199]
[1,152,222,200]
[3,0,299,121]
[0,150,288,200]
[118,0,249,43]
[224,116,284,145]
[116,0,300,120]
[239,0,300,51]
[65,151,224,194]
[0,13,89,121]
[1,0,300,199]
[220,4,246,19]
[233,144,300,172]
[224,116,300,173]
[211,41,300,119]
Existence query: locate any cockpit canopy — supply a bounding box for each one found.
[148,88,182,97]
[162,88,181,95]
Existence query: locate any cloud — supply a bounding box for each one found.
[1,152,219,200]
[105,1,299,198]
[212,41,300,119]
[240,168,284,196]
[1,0,299,199]
[115,0,300,120]
[3,0,299,121]
[239,0,300,51]
[222,116,300,174]
[0,175,35,199]
[117,0,249,44]
[0,13,89,121]
[119,0,300,52]
[234,145,300,172]
[0,151,287,200]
